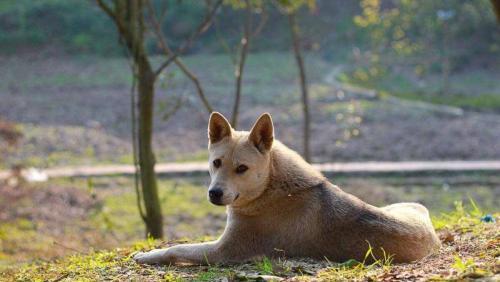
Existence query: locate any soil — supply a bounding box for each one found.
[1,55,500,168]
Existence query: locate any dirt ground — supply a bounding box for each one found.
[1,54,499,168]
[1,174,498,268]
[1,178,498,281]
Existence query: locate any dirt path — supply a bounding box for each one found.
[2,160,500,180]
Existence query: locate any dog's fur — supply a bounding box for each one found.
[134,112,440,265]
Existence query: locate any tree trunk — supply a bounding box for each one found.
[231,0,252,128]
[96,0,164,239]
[137,56,163,239]
[491,0,500,22]
[288,13,311,162]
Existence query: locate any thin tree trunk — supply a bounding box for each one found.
[441,21,450,95]
[231,0,252,128]
[137,56,163,238]
[288,13,310,162]
[171,58,213,113]
[96,0,163,239]
[145,0,218,114]
[491,0,500,22]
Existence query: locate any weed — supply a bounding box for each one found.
[256,256,274,275]
[452,255,475,273]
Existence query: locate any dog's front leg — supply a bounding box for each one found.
[133,241,223,265]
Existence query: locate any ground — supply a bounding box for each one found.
[0,51,499,280]
[0,174,498,281]
[1,52,499,168]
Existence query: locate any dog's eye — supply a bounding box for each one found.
[212,159,222,168]
[236,164,248,174]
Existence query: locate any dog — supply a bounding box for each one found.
[133,112,440,265]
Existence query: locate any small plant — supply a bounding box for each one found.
[452,255,475,274]
[163,272,183,282]
[196,266,232,282]
[256,256,274,275]
[363,241,393,270]
[432,199,486,230]
[318,243,393,281]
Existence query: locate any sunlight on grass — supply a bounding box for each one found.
[256,256,274,275]
[431,199,486,230]
[2,197,498,281]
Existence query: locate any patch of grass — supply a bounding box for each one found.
[318,263,376,281]
[431,199,485,230]
[452,255,475,274]
[196,266,233,281]
[90,177,224,240]
[173,150,208,163]
[6,248,180,282]
[340,66,500,111]
[319,241,393,281]
[3,204,499,281]
[0,219,46,267]
[390,92,500,111]
[2,177,498,281]
[256,256,274,275]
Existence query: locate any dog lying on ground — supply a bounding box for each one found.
[134,112,440,265]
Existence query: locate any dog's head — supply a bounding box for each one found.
[207,112,274,206]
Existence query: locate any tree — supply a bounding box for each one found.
[95,0,220,239]
[216,0,268,128]
[354,0,498,94]
[288,12,311,161]
[492,0,500,22]
[275,0,316,162]
[230,0,252,128]
[0,118,22,148]
[0,117,22,167]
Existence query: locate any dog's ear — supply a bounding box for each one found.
[208,112,232,144]
[249,113,274,152]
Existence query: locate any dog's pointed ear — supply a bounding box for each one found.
[249,113,274,152]
[208,112,232,144]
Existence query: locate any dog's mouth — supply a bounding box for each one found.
[209,197,225,206]
[208,193,240,206]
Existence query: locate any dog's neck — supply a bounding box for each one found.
[229,141,326,216]
[269,141,325,193]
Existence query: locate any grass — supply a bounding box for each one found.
[0,177,224,272]
[339,65,500,111]
[431,199,485,230]
[256,256,274,275]
[1,175,498,281]
[3,201,497,281]
[2,52,499,170]
[387,92,500,111]
[0,52,329,99]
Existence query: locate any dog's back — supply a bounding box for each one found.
[229,141,441,263]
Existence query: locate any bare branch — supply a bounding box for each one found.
[158,0,169,24]
[96,0,130,49]
[154,54,179,77]
[492,0,500,22]
[152,0,223,77]
[146,0,218,113]
[214,15,238,65]
[230,0,252,127]
[95,0,116,20]
[252,5,269,37]
[288,12,311,161]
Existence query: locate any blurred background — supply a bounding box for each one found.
[0,0,499,269]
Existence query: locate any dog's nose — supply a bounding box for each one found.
[208,188,223,200]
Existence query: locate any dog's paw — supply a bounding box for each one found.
[132,251,147,264]
[133,249,167,264]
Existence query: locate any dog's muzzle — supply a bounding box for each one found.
[208,187,224,205]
